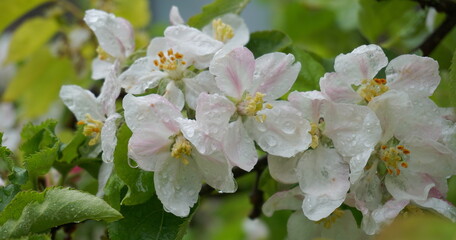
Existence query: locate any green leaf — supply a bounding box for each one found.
[0,0,53,33]
[59,127,87,164]
[108,195,194,240]
[188,0,250,29]
[8,167,28,186]
[285,46,325,92]
[10,233,51,240]
[0,187,122,239]
[0,133,14,171]
[450,50,456,107]
[113,0,150,28]
[0,184,21,211]
[114,124,154,205]
[4,49,75,118]
[24,142,59,176]
[7,17,59,63]
[358,0,426,50]
[245,30,292,58]
[103,172,125,211]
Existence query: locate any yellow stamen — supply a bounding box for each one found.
[171,134,192,165]
[212,18,234,42]
[357,78,389,102]
[154,48,187,80]
[380,145,410,175]
[78,114,104,146]
[309,123,320,149]
[96,46,113,61]
[316,208,345,229]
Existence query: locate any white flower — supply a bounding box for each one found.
[208,46,302,171]
[123,93,236,217]
[59,62,121,163]
[84,9,135,80]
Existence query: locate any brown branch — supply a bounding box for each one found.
[418,14,456,56]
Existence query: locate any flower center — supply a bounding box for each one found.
[380,144,410,175]
[212,18,234,42]
[308,122,321,149]
[96,46,114,61]
[171,134,192,165]
[357,78,388,102]
[237,92,273,122]
[153,49,187,80]
[77,114,104,146]
[316,208,345,229]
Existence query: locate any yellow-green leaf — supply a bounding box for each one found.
[0,0,54,33]
[113,0,150,28]
[7,17,58,63]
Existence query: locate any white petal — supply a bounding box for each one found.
[169,6,185,25]
[164,25,223,69]
[119,57,166,94]
[268,154,300,184]
[193,150,236,193]
[362,199,409,235]
[223,119,258,171]
[385,171,435,201]
[320,72,363,104]
[297,147,350,220]
[96,162,113,197]
[352,168,382,213]
[195,93,235,134]
[288,90,326,123]
[262,187,303,217]
[386,54,440,97]
[91,58,112,80]
[59,85,104,121]
[323,102,381,157]
[98,60,121,116]
[164,81,185,111]
[155,158,202,217]
[348,150,373,183]
[252,52,300,101]
[128,130,170,172]
[245,101,312,157]
[202,13,249,48]
[183,71,221,109]
[414,198,456,221]
[210,47,255,100]
[84,9,134,58]
[101,113,121,163]
[178,118,223,156]
[334,44,387,82]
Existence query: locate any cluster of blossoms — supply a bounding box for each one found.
[59,7,456,238]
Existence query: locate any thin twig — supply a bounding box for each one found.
[417,14,456,56]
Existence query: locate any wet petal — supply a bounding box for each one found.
[262,187,303,217]
[119,57,167,94]
[288,91,326,123]
[385,171,435,201]
[223,119,257,171]
[60,85,104,121]
[98,60,121,116]
[268,154,300,184]
[101,113,121,163]
[193,150,236,193]
[169,6,185,25]
[164,81,185,111]
[183,71,221,109]
[320,72,362,104]
[91,58,112,80]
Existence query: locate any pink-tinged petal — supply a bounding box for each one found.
[101,113,121,163]
[361,199,409,235]
[334,44,387,82]
[164,81,185,111]
[183,71,221,110]
[262,187,303,217]
[268,154,300,184]
[193,150,236,193]
[169,6,185,25]
[297,147,350,220]
[178,118,222,155]
[123,94,181,134]
[119,57,167,94]
[128,130,170,172]
[98,60,121,116]
[288,91,326,123]
[84,9,134,58]
[385,171,435,201]
[154,158,202,217]
[252,52,300,100]
[245,101,312,157]
[223,119,258,171]
[164,25,223,69]
[320,72,363,104]
[91,58,112,80]
[402,137,456,177]
[210,47,255,100]
[323,102,381,157]
[59,85,104,121]
[414,198,456,221]
[386,54,440,97]
[195,93,235,134]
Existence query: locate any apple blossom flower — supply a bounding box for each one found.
[84,9,135,80]
[123,93,236,217]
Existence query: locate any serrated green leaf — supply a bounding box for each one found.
[245,30,292,58]
[0,187,122,239]
[113,0,150,28]
[8,167,28,186]
[0,0,54,33]
[188,0,250,29]
[7,17,59,63]
[0,184,21,211]
[108,195,193,240]
[285,45,325,92]
[114,124,154,205]
[0,133,15,171]
[24,142,58,176]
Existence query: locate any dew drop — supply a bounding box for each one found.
[128,158,139,168]
[281,121,296,134]
[260,134,277,148]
